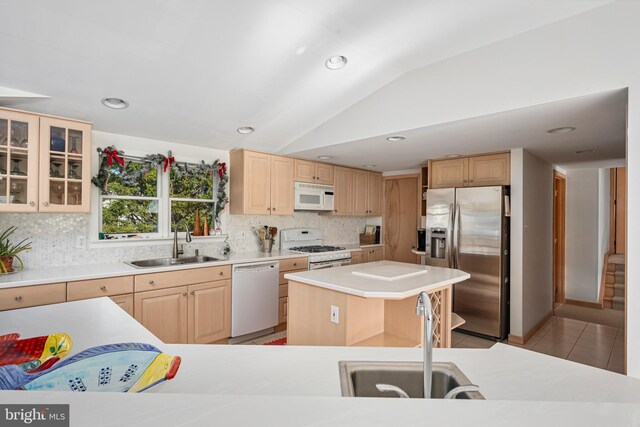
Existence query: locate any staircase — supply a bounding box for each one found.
[604,254,625,310]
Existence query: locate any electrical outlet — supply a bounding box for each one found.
[76,235,87,249]
[330,305,339,324]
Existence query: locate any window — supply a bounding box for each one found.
[169,168,215,231]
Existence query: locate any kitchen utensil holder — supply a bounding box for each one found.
[260,238,274,253]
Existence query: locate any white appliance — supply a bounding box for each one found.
[294,182,334,211]
[280,228,351,270]
[231,261,279,340]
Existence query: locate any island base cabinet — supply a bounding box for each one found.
[135,287,189,344]
[188,280,231,344]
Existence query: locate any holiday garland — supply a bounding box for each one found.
[92,146,229,223]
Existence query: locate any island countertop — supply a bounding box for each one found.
[284,260,470,299]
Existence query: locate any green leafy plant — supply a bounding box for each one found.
[0,226,32,274]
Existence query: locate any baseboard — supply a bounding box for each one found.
[507,311,553,345]
[565,298,603,309]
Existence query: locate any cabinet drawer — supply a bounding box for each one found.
[135,265,231,292]
[67,276,134,301]
[279,257,308,272]
[279,269,306,285]
[0,283,66,311]
[279,284,288,298]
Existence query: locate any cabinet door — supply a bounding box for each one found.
[110,294,134,317]
[350,252,362,264]
[278,296,288,324]
[315,163,334,185]
[39,117,92,212]
[352,169,368,216]
[367,172,382,216]
[270,155,294,215]
[363,247,383,262]
[430,158,468,188]
[188,280,231,344]
[134,287,188,344]
[244,151,271,214]
[294,159,316,183]
[468,153,510,186]
[0,109,39,212]
[333,167,353,215]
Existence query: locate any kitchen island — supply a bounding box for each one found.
[284,261,470,348]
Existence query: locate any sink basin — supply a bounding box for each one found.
[127,256,221,268]
[339,361,484,399]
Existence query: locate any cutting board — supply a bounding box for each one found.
[352,265,428,281]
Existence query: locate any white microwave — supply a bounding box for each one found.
[294,182,334,211]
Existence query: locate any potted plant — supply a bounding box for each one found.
[0,226,32,274]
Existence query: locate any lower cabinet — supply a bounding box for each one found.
[362,246,383,263]
[134,280,231,344]
[278,297,288,324]
[110,294,134,317]
[0,283,66,311]
[350,252,362,264]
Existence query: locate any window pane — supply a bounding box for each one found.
[169,168,213,199]
[106,162,158,197]
[171,201,214,232]
[102,199,159,234]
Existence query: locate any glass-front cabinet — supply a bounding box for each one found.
[0,110,39,212]
[39,117,92,212]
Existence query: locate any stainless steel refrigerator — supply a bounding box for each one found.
[424,186,509,340]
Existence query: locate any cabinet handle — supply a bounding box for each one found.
[293,263,297,267]
[100,286,107,291]
[15,296,22,302]
[149,280,155,285]
[29,201,35,206]
[267,207,271,211]
[470,179,474,183]
[183,292,187,297]
[272,207,276,211]
[219,271,224,276]
[190,291,195,296]
[42,201,49,206]
[334,210,338,213]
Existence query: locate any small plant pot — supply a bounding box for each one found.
[1,256,14,273]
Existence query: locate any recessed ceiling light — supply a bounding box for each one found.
[576,149,596,154]
[547,126,576,134]
[318,156,332,160]
[101,97,129,109]
[325,55,348,70]
[236,126,255,134]
[362,165,376,168]
[444,154,461,158]
[386,136,406,142]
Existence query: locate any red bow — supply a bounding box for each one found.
[218,162,227,179]
[105,149,124,167]
[163,156,175,172]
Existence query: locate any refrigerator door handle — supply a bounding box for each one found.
[453,204,461,269]
[447,203,455,268]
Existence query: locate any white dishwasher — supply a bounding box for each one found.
[230,261,280,341]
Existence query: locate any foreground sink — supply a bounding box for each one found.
[339,361,484,399]
[127,255,220,268]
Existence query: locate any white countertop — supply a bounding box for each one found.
[285,260,470,299]
[1,298,640,426]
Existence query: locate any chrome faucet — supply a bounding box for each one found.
[416,291,433,399]
[172,221,192,258]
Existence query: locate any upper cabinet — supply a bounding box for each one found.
[332,167,382,216]
[230,150,294,215]
[430,153,510,189]
[367,171,382,216]
[294,159,334,185]
[333,166,353,216]
[0,108,92,213]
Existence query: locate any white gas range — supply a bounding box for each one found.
[280,228,351,270]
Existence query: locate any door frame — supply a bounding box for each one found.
[552,170,567,306]
[382,173,421,263]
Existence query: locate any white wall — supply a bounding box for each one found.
[509,149,524,336]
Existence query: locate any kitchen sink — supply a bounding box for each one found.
[126,255,221,268]
[339,361,484,399]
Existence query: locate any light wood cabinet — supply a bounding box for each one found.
[294,159,334,185]
[350,252,362,264]
[278,296,288,324]
[110,294,134,317]
[352,169,368,216]
[0,283,66,311]
[230,150,294,215]
[134,286,189,344]
[362,246,383,263]
[329,168,382,217]
[333,166,353,215]
[367,172,382,216]
[67,276,134,301]
[187,280,231,344]
[134,265,230,292]
[277,257,308,327]
[430,153,510,188]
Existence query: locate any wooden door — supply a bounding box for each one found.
[0,109,39,212]
[430,158,468,188]
[187,280,231,344]
[367,172,382,216]
[270,155,294,215]
[384,176,419,263]
[110,294,134,317]
[294,159,315,183]
[315,163,334,185]
[244,151,271,215]
[553,171,566,305]
[134,286,188,344]
[352,169,368,216]
[614,168,626,254]
[39,117,92,213]
[468,153,510,187]
[333,166,353,215]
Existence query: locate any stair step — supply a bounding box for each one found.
[612,296,625,311]
[615,271,625,281]
[614,284,625,298]
[609,254,625,265]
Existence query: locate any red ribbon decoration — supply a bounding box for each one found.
[105,149,124,167]
[218,162,227,179]
[163,156,175,172]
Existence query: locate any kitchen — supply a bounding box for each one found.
[1,1,640,425]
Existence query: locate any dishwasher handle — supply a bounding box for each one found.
[233,261,279,273]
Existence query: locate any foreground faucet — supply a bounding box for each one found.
[173,221,192,258]
[415,291,433,398]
